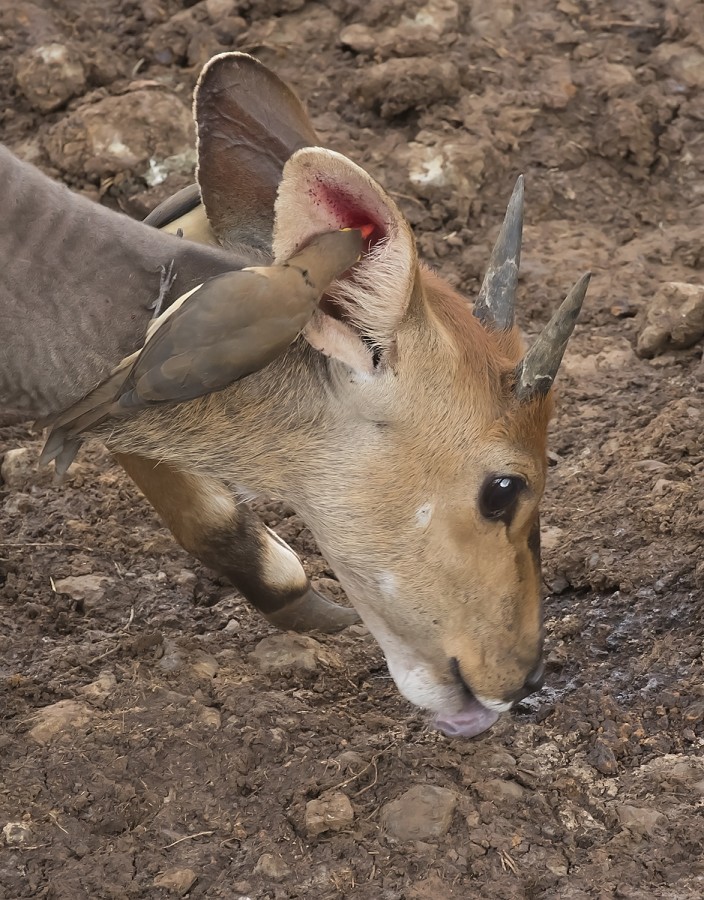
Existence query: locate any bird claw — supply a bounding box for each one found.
[150,259,177,318]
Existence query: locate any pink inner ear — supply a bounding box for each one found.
[310,177,387,250]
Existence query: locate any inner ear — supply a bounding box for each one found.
[273,147,418,372]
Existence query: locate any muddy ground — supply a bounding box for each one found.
[1,0,703,897]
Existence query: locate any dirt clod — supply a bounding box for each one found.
[0,447,33,488]
[254,852,291,881]
[636,281,704,357]
[15,42,86,112]
[28,699,92,743]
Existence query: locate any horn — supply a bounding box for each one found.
[515,272,591,401]
[473,175,524,330]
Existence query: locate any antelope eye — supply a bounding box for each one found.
[479,475,526,523]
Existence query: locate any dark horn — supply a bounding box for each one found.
[515,272,591,401]
[473,175,524,330]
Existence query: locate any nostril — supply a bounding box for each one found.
[523,661,545,693]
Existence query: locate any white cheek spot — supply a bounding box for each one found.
[377,571,397,599]
[415,502,433,528]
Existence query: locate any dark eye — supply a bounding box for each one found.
[479,475,526,523]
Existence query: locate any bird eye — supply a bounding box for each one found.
[479,475,526,523]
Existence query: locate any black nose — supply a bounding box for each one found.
[506,661,545,704]
[524,660,545,693]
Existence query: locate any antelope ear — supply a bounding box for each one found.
[273,148,418,374]
[194,51,319,252]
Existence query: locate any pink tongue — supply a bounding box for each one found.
[432,699,500,738]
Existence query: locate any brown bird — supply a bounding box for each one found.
[40,226,367,474]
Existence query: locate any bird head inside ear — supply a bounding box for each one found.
[273,147,419,375]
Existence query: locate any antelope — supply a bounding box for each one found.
[0,52,589,738]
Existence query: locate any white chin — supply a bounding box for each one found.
[385,653,506,739]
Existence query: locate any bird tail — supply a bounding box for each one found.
[37,360,134,474]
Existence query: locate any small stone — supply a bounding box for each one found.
[1,448,33,488]
[615,804,666,835]
[3,822,33,845]
[190,651,219,679]
[588,740,619,776]
[29,699,92,743]
[54,574,112,607]
[251,634,339,674]
[305,792,355,836]
[197,706,221,729]
[636,281,704,358]
[15,42,86,112]
[381,785,457,842]
[79,671,117,703]
[254,852,291,882]
[153,867,197,894]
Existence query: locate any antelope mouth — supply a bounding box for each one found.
[432,699,500,739]
[432,659,503,738]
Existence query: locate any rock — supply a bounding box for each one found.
[254,852,291,881]
[3,822,33,845]
[305,792,355,836]
[79,671,117,703]
[636,282,704,358]
[53,574,112,607]
[15,42,86,112]
[653,43,704,89]
[349,58,460,118]
[381,785,457,841]
[250,634,340,674]
[29,699,92,743]
[615,804,666,835]
[588,740,619,776]
[153,867,197,894]
[44,88,194,180]
[0,448,33,488]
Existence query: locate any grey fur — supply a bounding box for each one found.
[0,145,246,424]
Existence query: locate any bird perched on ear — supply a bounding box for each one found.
[40,226,367,475]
